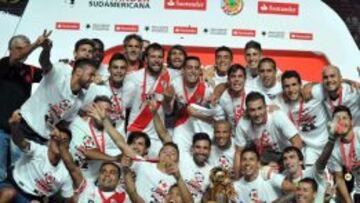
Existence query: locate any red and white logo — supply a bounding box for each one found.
[164,0,206,11]
[55,22,80,30]
[114,24,139,32]
[173,26,198,34]
[290,32,313,40]
[258,1,299,16]
[232,29,256,37]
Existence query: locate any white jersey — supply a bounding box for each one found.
[97,63,110,81]
[218,88,272,131]
[245,68,259,88]
[133,161,177,203]
[209,139,236,170]
[235,110,298,153]
[252,77,282,100]
[20,62,83,139]
[284,167,333,203]
[329,127,360,193]
[234,172,284,203]
[312,83,360,127]
[172,76,213,151]
[83,81,126,135]
[274,96,330,164]
[69,116,121,181]
[78,179,130,203]
[179,153,211,203]
[13,141,73,198]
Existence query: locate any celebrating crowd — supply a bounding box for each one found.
[0,31,359,203]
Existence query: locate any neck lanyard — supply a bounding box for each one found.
[255,115,268,154]
[230,90,246,125]
[109,80,122,113]
[340,132,355,173]
[141,69,160,102]
[329,86,343,112]
[183,79,199,103]
[89,119,105,152]
[289,98,304,129]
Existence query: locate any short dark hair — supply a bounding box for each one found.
[282,146,304,162]
[227,64,246,79]
[160,142,180,159]
[281,70,302,87]
[127,131,151,149]
[100,162,121,178]
[109,53,127,66]
[192,132,211,146]
[73,58,97,73]
[92,38,104,52]
[245,91,266,107]
[299,178,318,192]
[74,38,95,52]
[123,34,143,47]
[185,56,201,66]
[167,45,187,68]
[241,146,260,161]
[93,95,112,106]
[55,121,72,142]
[145,43,164,56]
[333,105,352,120]
[215,46,233,59]
[259,57,276,71]
[245,40,262,52]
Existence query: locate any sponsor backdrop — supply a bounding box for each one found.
[1,0,359,81]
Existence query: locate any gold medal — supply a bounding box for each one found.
[344,172,353,181]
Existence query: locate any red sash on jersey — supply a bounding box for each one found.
[175,81,206,127]
[99,189,126,203]
[127,70,170,132]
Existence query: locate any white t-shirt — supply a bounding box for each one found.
[13,141,73,198]
[218,88,272,131]
[97,63,110,81]
[172,77,213,151]
[69,116,121,181]
[284,167,332,203]
[252,77,282,100]
[179,153,211,203]
[20,62,83,139]
[274,95,330,163]
[329,127,360,193]
[133,161,177,202]
[312,83,360,127]
[209,139,236,170]
[235,110,298,153]
[234,172,284,203]
[78,179,130,203]
[83,81,126,135]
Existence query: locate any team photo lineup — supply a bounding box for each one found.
[0,31,359,203]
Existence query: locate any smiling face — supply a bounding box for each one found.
[191,139,211,166]
[258,61,277,88]
[246,98,267,125]
[322,66,342,93]
[183,58,201,87]
[108,59,127,84]
[124,38,142,63]
[282,150,302,176]
[214,122,232,149]
[215,50,232,75]
[295,181,317,203]
[240,151,260,180]
[245,48,262,69]
[147,48,164,75]
[169,48,186,69]
[282,77,302,101]
[228,68,246,93]
[97,163,121,192]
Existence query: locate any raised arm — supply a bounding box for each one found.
[56,128,84,190]
[8,111,30,151]
[123,166,145,203]
[150,99,172,144]
[38,31,53,74]
[289,134,303,150]
[87,103,138,159]
[9,30,51,65]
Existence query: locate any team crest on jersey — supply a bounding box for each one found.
[219,155,230,169]
[249,188,263,203]
[45,99,72,126]
[221,0,243,15]
[185,172,205,197]
[150,180,170,202]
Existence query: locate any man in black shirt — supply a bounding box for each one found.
[0,31,51,181]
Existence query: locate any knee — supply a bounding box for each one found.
[0,187,17,203]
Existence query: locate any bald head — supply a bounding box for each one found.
[322,65,342,92]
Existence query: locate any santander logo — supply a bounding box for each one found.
[258,1,299,16]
